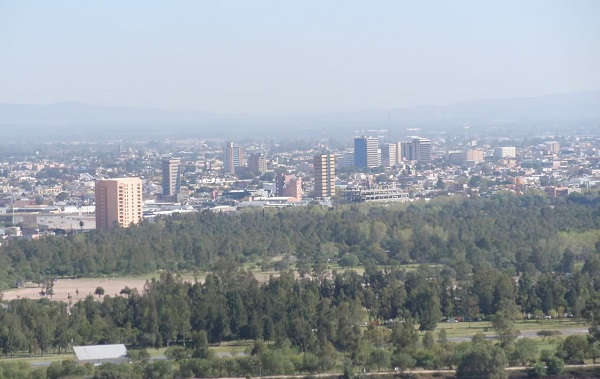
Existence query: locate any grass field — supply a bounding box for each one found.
[0,318,589,367]
[435,318,588,338]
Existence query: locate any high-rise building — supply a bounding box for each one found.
[400,141,411,161]
[447,150,484,165]
[314,152,336,198]
[276,174,290,197]
[95,178,143,230]
[494,146,516,159]
[381,143,399,167]
[162,158,181,198]
[223,142,244,175]
[465,150,484,163]
[410,138,432,164]
[354,136,380,168]
[546,141,560,154]
[248,153,267,175]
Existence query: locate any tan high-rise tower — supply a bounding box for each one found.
[314,152,336,199]
[95,178,143,230]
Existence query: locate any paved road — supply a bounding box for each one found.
[28,352,244,368]
[447,327,589,342]
[23,329,590,368]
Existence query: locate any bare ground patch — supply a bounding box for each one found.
[2,277,150,302]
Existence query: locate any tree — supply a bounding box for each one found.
[143,360,173,379]
[558,335,589,362]
[93,362,132,379]
[47,359,87,379]
[138,349,151,364]
[437,329,449,348]
[530,362,547,378]
[94,287,105,298]
[391,351,416,371]
[191,330,211,359]
[584,292,600,363]
[544,355,564,376]
[422,331,435,350]
[508,338,537,366]
[492,309,520,349]
[164,346,187,361]
[436,177,446,190]
[391,321,418,354]
[367,348,391,371]
[456,344,507,379]
[415,349,440,369]
[339,254,359,268]
[302,352,320,374]
[407,281,442,331]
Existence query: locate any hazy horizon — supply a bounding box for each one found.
[1,89,600,117]
[2,1,599,115]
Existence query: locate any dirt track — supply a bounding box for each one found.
[2,277,149,302]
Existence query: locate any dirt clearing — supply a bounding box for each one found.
[2,277,150,302]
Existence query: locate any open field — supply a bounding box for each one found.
[434,318,590,350]
[0,263,344,302]
[0,260,447,303]
[1,277,151,302]
[435,319,589,338]
[0,268,290,302]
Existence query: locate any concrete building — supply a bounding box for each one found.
[465,149,484,163]
[248,153,267,175]
[448,150,485,166]
[494,146,517,159]
[342,186,410,203]
[314,152,336,198]
[354,136,380,168]
[276,174,302,202]
[381,143,399,167]
[400,141,411,161]
[161,158,181,198]
[336,152,354,168]
[410,138,432,164]
[95,178,143,230]
[223,142,244,175]
[547,141,560,154]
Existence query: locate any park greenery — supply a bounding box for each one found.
[0,192,600,378]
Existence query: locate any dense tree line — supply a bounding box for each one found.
[1,192,600,290]
[1,192,600,378]
[0,268,599,378]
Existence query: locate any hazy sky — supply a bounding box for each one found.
[1,1,599,114]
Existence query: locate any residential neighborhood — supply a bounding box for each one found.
[1,132,598,239]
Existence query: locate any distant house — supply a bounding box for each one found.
[73,344,128,365]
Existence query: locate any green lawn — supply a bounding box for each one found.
[434,318,588,339]
[0,352,75,364]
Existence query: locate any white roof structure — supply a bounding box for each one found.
[73,344,127,363]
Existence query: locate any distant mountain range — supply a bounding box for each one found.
[1,91,598,142]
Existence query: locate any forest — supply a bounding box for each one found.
[0,192,600,379]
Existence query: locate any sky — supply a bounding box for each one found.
[1,1,599,114]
